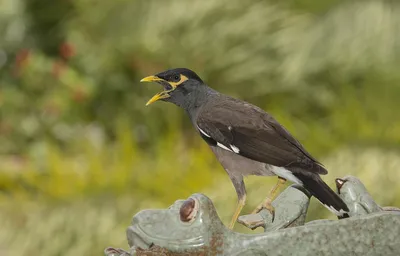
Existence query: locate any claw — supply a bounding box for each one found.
[252,199,276,221]
[269,207,276,222]
[263,202,276,222]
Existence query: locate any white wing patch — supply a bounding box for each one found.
[217,142,232,152]
[198,125,240,154]
[197,126,211,138]
[230,144,240,153]
[217,143,240,154]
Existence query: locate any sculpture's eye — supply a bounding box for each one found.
[335,178,347,192]
[179,198,199,223]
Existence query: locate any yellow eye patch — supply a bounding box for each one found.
[169,74,188,89]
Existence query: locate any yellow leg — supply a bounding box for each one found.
[229,195,246,229]
[252,177,287,217]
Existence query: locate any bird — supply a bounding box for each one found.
[140,68,349,229]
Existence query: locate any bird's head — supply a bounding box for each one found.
[140,68,205,107]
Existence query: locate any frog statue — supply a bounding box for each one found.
[105,176,400,256]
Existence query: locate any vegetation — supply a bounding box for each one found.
[0,0,400,255]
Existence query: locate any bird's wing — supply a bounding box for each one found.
[196,97,327,174]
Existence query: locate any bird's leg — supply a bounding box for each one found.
[229,194,246,229]
[252,177,287,219]
[229,176,246,229]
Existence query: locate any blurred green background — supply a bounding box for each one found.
[1,0,400,255]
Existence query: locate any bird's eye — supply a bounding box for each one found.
[174,75,180,81]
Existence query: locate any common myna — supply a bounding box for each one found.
[141,68,349,229]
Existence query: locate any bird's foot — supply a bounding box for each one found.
[252,198,276,222]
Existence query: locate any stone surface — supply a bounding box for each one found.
[335,175,383,216]
[105,176,400,256]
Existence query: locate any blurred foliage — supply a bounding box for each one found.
[1,0,400,154]
[0,122,220,203]
[1,0,400,255]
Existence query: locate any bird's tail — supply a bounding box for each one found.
[294,172,349,218]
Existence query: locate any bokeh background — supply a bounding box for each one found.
[1,0,400,255]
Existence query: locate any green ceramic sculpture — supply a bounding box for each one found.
[105,176,400,256]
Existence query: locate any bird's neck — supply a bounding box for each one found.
[182,86,217,116]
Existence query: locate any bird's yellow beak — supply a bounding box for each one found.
[140,75,164,83]
[140,75,171,105]
[145,91,171,106]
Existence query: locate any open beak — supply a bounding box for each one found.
[140,75,172,105]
